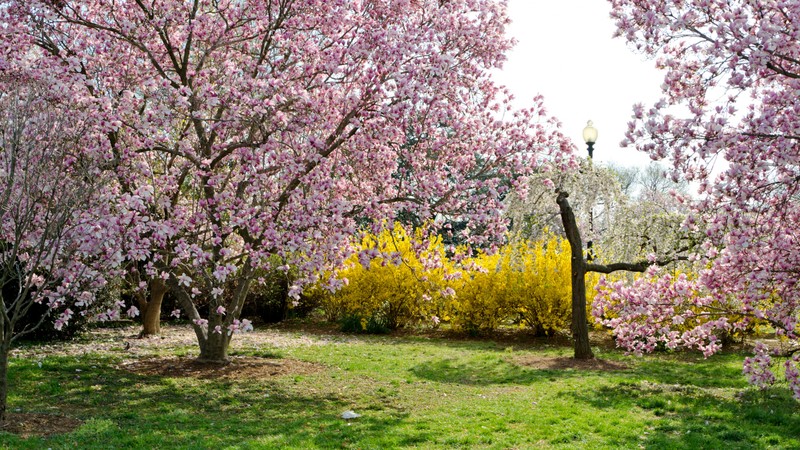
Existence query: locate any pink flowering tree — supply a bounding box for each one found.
[597,0,800,397]
[10,0,570,361]
[0,75,120,420]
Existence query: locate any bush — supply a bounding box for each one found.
[319,224,601,336]
[240,264,323,323]
[320,223,450,331]
[446,250,514,334]
[445,236,575,336]
[510,238,573,336]
[11,300,89,341]
[339,314,391,334]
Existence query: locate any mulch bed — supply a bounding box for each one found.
[0,413,82,438]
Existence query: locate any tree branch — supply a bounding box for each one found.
[585,252,690,274]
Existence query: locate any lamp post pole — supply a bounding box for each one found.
[582,121,597,262]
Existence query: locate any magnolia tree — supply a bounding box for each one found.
[0,78,119,420]
[598,0,800,398]
[11,0,570,361]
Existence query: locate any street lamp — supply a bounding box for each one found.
[582,120,598,160]
[583,120,597,261]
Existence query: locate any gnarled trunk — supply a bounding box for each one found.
[569,259,593,359]
[557,191,594,360]
[166,264,255,364]
[140,278,166,336]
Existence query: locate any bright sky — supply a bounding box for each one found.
[494,0,665,168]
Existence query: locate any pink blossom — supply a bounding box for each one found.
[177,274,192,287]
[54,309,74,331]
[743,342,777,388]
[440,287,456,298]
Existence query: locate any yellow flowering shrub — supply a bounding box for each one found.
[319,223,449,331]
[513,238,573,336]
[445,249,514,334]
[447,236,578,336]
[320,223,602,335]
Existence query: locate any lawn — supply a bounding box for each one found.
[1,323,798,449]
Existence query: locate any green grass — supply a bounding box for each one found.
[1,325,798,449]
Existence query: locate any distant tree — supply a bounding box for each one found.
[601,162,691,264]
[607,163,639,197]
[608,161,688,201]
[636,162,688,202]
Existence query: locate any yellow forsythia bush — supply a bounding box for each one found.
[512,238,573,336]
[445,249,515,333]
[319,223,450,331]
[320,223,597,335]
[447,236,575,335]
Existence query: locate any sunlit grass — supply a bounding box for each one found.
[1,324,798,449]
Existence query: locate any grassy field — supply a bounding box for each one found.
[1,323,798,449]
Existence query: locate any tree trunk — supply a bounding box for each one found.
[141,278,166,336]
[164,262,256,364]
[0,342,9,422]
[556,191,594,360]
[198,330,232,362]
[570,260,593,359]
[197,270,254,363]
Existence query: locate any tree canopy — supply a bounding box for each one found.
[3,0,570,360]
[598,0,800,398]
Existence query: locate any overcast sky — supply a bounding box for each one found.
[494,0,665,168]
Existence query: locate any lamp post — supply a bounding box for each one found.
[583,120,597,159]
[582,121,597,261]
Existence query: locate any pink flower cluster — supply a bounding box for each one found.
[742,342,777,388]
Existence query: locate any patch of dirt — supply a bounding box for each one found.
[119,356,324,380]
[513,355,629,371]
[0,413,82,437]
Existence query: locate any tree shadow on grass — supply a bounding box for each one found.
[321,329,580,355]
[630,353,749,389]
[568,381,800,449]
[2,356,432,449]
[409,356,627,386]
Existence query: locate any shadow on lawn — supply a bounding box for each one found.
[328,329,579,354]
[632,353,750,389]
[408,344,745,388]
[571,382,800,449]
[409,356,622,386]
[2,357,429,449]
